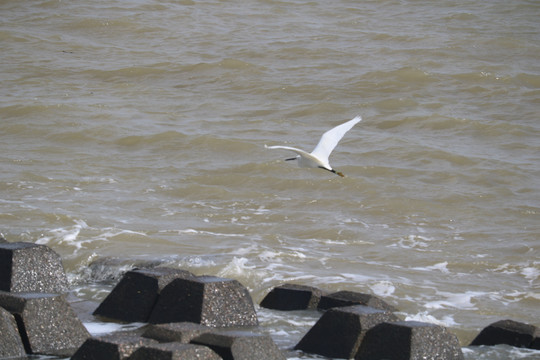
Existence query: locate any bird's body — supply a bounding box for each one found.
[266,115,362,177]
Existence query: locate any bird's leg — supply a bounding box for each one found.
[285,157,297,161]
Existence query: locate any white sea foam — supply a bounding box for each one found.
[175,228,246,238]
[521,266,539,283]
[487,289,540,305]
[174,255,217,268]
[389,234,437,252]
[425,290,482,310]
[412,261,450,273]
[254,206,270,215]
[257,307,318,328]
[84,322,144,336]
[217,257,256,279]
[493,262,539,285]
[230,244,259,256]
[177,228,198,234]
[94,228,148,241]
[340,272,375,283]
[35,219,88,251]
[405,311,457,327]
[369,281,396,297]
[462,344,540,359]
[320,238,349,245]
[258,250,283,262]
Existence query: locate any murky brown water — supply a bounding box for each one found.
[1,0,539,358]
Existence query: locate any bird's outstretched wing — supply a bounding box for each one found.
[264,145,310,157]
[310,115,362,161]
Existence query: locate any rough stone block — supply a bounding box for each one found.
[260,283,326,310]
[72,332,158,360]
[0,242,69,293]
[0,291,90,356]
[470,319,538,348]
[128,342,222,360]
[142,322,212,343]
[191,330,286,360]
[531,334,540,350]
[149,276,258,327]
[356,321,464,360]
[93,267,195,322]
[0,306,26,358]
[318,290,397,312]
[295,305,399,358]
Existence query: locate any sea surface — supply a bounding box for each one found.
[1,0,539,359]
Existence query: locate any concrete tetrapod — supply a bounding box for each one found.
[260,283,326,311]
[470,319,539,349]
[0,242,69,293]
[356,321,464,360]
[149,276,258,327]
[295,305,399,358]
[93,267,195,322]
[0,291,90,357]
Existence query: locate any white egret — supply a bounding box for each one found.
[265,115,362,177]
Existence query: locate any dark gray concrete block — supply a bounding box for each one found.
[191,330,285,360]
[142,322,212,343]
[0,306,26,358]
[356,321,464,360]
[93,267,195,322]
[295,305,399,358]
[260,283,326,310]
[0,291,90,357]
[128,342,222,360]
[0,242,69,293]
[470,319,538,348]
[72,332,158,360]
[148,276,258,327]
[318,290,397,312]
[530,333,540,350]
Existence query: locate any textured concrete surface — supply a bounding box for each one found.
[356,320,464,360]
[470,319,538,349]
[0,306,26,358]
[0,291,90,357]
[142,322,212,343]
[93,267,195,322]
[72,332,158,360]
[295,305,399,358]
[192,330,286,360]
[149,276,258,327]
[128,342,222,360]
[0,242,69,293]
[260,283,326,311]
[318,290,398,312]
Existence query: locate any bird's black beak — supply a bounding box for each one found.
[332,169,345,177]
[320,167,345,177]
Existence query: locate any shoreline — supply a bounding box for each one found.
[1,239,539,359]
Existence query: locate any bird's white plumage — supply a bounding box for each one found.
[310,115,362,164]
[265,115,362,176]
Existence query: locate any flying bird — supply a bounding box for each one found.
[265,115,362,177]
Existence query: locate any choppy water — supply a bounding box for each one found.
[1,0,539,359]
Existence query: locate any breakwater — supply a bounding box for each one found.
[1,239,538,359]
